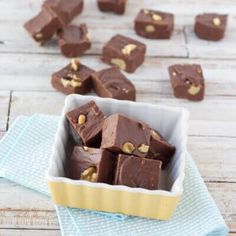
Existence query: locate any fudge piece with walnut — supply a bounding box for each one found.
[51,59,94,95]
[135,9,174,39]
[194,13,227,41]
[101,113,150,158]
[66,101,106,147]
[168,64,205,101]
[67,146,116,184]
[102,34,146,73]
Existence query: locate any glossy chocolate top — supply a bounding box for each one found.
[196,13,227,29]
[57,24,89,44]
[114,154,162,190]
[66,101,106,146]
[92,67,136,101]
[168,64,204,87]
[101,113,151,158]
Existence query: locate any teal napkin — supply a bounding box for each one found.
[0,114,229,236]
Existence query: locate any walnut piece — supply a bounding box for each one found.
[188,85,201,95]
[152,14,162,21]
[145,25,155,33]
[121,44,137,55]
[111,58,127,70]
[35,33,43,39]
[61,78,82,88]
[78,114,86,125]
[80,167,97,182]
[151,130,161,140]
[71,59,80,71]
[138,144,149,153]
[213,17,221,26]
[122,142,135,154]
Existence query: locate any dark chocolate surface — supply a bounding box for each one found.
[114,154,162,190]
[24,9,62,45]
[101,113,150,158]
[67,146,116,184]
[92,67,136,101]
[147,129,175,169]
[66,101,106,147]
[43,0,83,25]
[51,59,94,95]
[102,34,146,73]
[57,24,91,58]
[168,64,205,101]
[194,13,227,41]
[97,0,127,14]
[135,9,174,39]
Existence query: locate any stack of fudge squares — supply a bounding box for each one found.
[24,0,228,102]
[65,101,176,190]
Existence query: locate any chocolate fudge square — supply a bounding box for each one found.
[114,154,162,190]
[147,129,175,169]
[24,9,62,45]
[194,13,227,41]
[51,59,94,95]
[43,0,83,25]
[101,113,150,158]
[97,0,127,15]
[92,67,136,101]
[67,146,116,184]
[66,101,106,147]
[102,34,146,73]
[135,9,174,39]
[168,64,205,101]
[57,24,91,58]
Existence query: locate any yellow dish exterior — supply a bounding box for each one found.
[48,180,180,220]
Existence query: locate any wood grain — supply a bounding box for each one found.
[0,91,10,131]
[0,229,60,236]
[1,54,236,98]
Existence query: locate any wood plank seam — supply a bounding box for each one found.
[6,91,12,131]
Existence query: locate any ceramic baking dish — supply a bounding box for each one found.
[48,95,189,220]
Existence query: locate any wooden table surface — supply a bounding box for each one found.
[0,0,236,235]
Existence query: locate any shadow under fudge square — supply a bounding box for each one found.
[51,59,94,95]
[91,67,136,101]
[101,113,150,158]
[24,9,62,45]
[97,0,127,15]
[43,0,84,25]
[168,64,205,101]
[134,9,174,39]
[114,154,162,190]
[194,13,228,41]
[66,101,106,147]
[66,146,116,184]
[147,129,175,169]
[102,34,146,73]
[57,24,91,58]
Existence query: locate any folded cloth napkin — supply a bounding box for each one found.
[0,114,228,236]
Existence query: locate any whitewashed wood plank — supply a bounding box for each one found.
[0,229,60,236]
[186,23,236,59]
[0,178,235,231]
[0,0,188,57]
[0,91,10,131]
[206,182,236,232]
[0,24,186,57]
[189,137,236,182]
[9,91,236,138]
[1,54,236,97]
[0,178,58,229]
[9,91,65,126]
